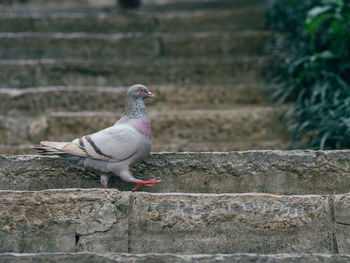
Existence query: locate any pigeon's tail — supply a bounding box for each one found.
[32,144,71,157]
[33,141,90,158]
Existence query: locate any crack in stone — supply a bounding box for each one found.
[127,192,134,253]
[329,195,339,254]
[75,233,80,246]
[335,221,350,226]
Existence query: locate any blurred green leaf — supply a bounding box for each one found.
[307,5,331,18]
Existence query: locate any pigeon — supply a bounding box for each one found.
[33,84,161,191]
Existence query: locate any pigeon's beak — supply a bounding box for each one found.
[147,91,155,99]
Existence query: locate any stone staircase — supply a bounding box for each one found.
[0,0,289,153]
[3,0,349,262]
[2,151,350,261]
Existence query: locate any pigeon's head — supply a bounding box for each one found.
[127,84,155,100]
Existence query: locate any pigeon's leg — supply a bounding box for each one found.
[119,170,161,191]
[100,175,109,189]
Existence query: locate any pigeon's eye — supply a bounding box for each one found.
[139,88,144,93]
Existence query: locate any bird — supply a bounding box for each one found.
[33,84,161,191]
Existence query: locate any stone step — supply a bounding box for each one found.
[0,84,273,116]
[0,8,265,33]
[6,0,266,10]
[1,151,350,194]
[0,188,344,254]
[0,107,286,146]
[0,31,273,60]
[0,139,288,155]
[1,253,350,262]
[0,56,273,88]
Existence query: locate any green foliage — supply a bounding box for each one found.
[267,0,350,149]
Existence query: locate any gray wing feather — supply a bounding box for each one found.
[73,124,141,162]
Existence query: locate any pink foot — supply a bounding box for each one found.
[132,179,161,191]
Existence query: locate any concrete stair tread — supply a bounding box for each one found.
[47,107,286,142]
[0,30,273,38]
[0,106,287,146]
[0,7,266,33]
[152,139,289,151]
[0,139,288,155]
[0,84,274,115]
[1,150,350,194]
[1,1,266,15]
[0,56,273,88]
[0,187,346,253]
[0,55,271,64]
[0,31,273,60]
[1,252,350,262]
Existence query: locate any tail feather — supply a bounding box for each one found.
[33,141,89,158]
[32,145,73,157]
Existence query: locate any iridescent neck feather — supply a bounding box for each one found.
[125,97,148,119]
[118,97,153,141]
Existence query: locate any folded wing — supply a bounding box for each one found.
[73,124,141,162]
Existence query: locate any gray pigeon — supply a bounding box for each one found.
[33,84,161,191]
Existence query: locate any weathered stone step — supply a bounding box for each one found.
[1,253,350,263]
[0,139,287,155]
[1,188,347,253]
[0,8,265,33]
[48,108,285,143]
[0,107,286,146]
[0,84,273,116]
[1,151,350,194]
[0,31,272,60]
[6,0,266,10]
[0,56,273,88]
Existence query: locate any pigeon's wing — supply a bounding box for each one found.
[73,123,141,162]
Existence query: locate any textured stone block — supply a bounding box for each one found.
[0,107,286,149]
[0,57,272,88]
[0,34,159,61]
[0,31,272,60]
[0,189,130,253]
[0,84,272,116]
[0,190,335,254]
[2,151,350,194]
[44,107,283,143]
[129,193,333,253]
[0,8,265,33]
[1,253,350,263]
[334,194,350,253]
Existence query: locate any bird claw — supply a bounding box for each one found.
[132,179,162,191]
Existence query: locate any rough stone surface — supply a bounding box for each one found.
[0,8,265,33]
[0,139,288,155]
[0,189,335,253]
[334,194,350,253]
[130,193,332,254]
[0,31,272,60]
[0,57,272,88]
[1,253,350,263]
[0,189,130,253]
[0,84,273,116]
[47,107,283,142]
[0,107,286,146]
[2,151,350,194]
[4,0,266,8]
